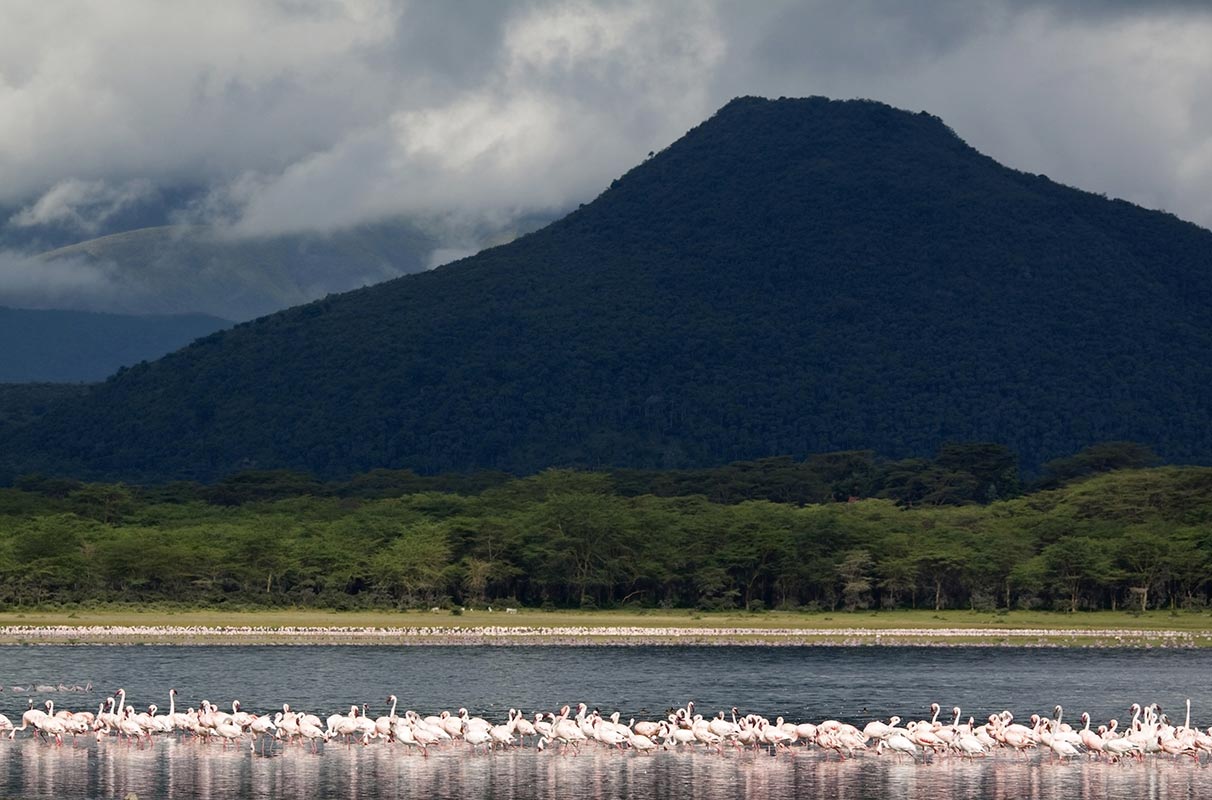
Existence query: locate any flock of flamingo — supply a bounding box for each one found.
[1,693,1208,764]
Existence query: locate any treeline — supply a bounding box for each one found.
[0,447,1208,613]
[9,440,1158,508]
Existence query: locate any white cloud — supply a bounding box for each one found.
[2,0,1211,252]
[11,178,154,233]
[0,1,399,204]
[225,0,727,235]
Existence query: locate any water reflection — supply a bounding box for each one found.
[5,740,1212,800]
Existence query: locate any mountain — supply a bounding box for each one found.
[0,306,230,382]
[5,96,1212,482]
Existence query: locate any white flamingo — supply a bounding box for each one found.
[464,726,493,754]
[10,700,49,740]
[248,714,277,753]
[375,696,398,740]
[298,719,329,753]
[628,726,659,754]
[512,709,537,741]
[880,731,919,762]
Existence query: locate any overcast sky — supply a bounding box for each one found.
[2,1,1211,265]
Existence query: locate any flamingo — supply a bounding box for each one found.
[953,719,988,757]
[551,707,588,754]
[142,704,173,735]
[213,716,245,748]
[353,705,378,744]
[230,701,253,729]
[736,718,760,749]
[908,721,946,752]
[1048,729,1080,762]
[37,714,69,746]
[248,714,277,754]
[880,731,919,762]
[298,719,329,753]
[439,710,464,739]
[512,709,537,742]
[863,715,902,741]
[708,711,739,741]
[411,712,451,744]
[534,713,555,740]
[410,714,443,756]
[1158,734,1197,761]
[274,711,300,743]
[486,714,517,750]
[118,708,149,747]
[375,696,399,740]
[1051,706,1083,748]
[1103,732,1143,763]
[326,706,361,745]
[464,725,493,754]
[165,689,192,732]
[391,717,422,754]
[9,700,49,740]
[628,726,659,755]
[460,707,490,737]
[759,719,793,753]
[592,717,627,750]
[665,723,697,748]
[1079,713,1105,757]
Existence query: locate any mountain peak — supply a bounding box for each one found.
[5,96,1211,481]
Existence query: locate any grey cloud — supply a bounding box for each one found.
[0,250,125,311]
[2,0,1210,273]
[709,1,1212,229]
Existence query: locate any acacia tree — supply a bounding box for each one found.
[370,521,452,606]
[1167,528,1211,609]
[836,549,874,610]
[1042,537,1113,612]
[1117,528,1169,611]
[914,534,967,610]
[529,491,633,606]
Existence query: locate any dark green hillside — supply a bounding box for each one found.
[0,383,92,439]
[0,306,230,382]
[6,96,1212,481]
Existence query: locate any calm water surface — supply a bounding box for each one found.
[1,645,1209,799]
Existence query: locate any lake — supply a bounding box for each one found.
[1,645,1210,799]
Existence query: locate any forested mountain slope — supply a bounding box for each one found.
[6,96,1211,481]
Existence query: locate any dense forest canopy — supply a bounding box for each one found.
[3,96,1210,482]
[1,444,1209,614]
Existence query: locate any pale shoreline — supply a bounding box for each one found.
[0,624,1206,648]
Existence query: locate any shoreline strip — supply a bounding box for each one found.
[0,625,1207,647]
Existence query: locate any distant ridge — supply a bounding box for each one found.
[37,222,440,321]
[0,306,230,382]
[6,96,1211,481]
